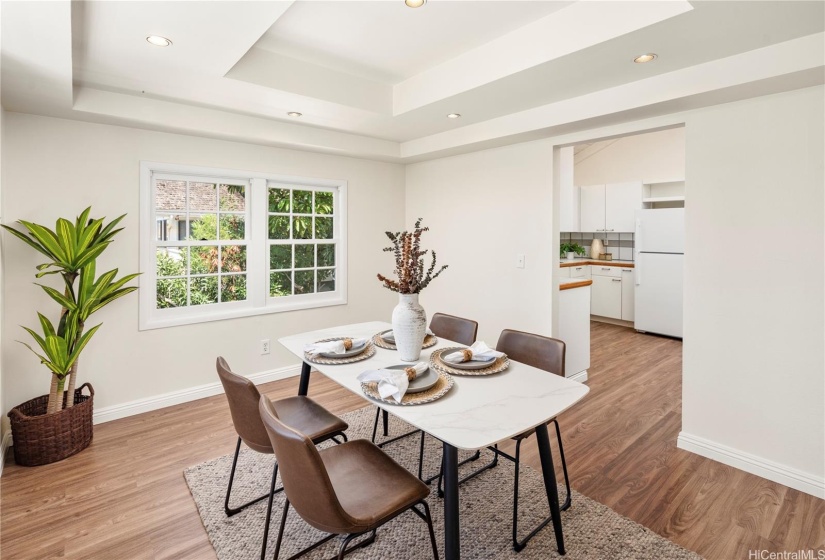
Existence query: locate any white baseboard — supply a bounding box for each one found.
[590,315,635,328]
[0,431,12,477]
[93,364,302,425]
[568,370,588,383]
[677,431,825,499]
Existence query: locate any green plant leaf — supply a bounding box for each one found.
[19,221,66,262]
[67,324,101,369]
[36,313,56,337]
[89,286,138,314]
[44,335,69,371]
[37,284,77,310]
[73,242,110,270]
[1,225,53,259]
[56,218,77,264]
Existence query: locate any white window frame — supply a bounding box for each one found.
[139,161,348,330]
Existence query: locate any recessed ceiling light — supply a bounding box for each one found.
[634,53,657,64]
[405,0,426,7]
[447,113,461,119]
[287,112,303,118]
[146,35,172,47]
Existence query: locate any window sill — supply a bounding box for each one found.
[139,295,347,331]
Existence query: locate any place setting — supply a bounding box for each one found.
[372,327,438,351]
[357,361,454,406]
[303,336,375,364]
[430,341,510,376]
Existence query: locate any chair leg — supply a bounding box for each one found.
[410,501,439,560]
[337,530,377,560]
[273,499,290,560]
[260,463,279,560]
[371,407,381,443]
[552,419,572,511]
[225,437,274,516]
[436,448,495,497]
[382,409,389,436]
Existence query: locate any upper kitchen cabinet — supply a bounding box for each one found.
[579,181,643,232]
[580,184,606,232]
[558,146,580,232]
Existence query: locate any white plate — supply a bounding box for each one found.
[386,364,438,393]
[319,342,368,359]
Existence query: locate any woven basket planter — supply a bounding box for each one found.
[8,383,94,466]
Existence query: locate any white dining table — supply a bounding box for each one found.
[279,320,589,559]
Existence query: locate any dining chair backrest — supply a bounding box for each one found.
[258,396,354,534]
[430,313,479,347]
[216,357,273,454]
[496,329,565,377]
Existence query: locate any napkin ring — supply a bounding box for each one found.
[343,338,353,350]
[405,367,418,381]
[461,349,473,362]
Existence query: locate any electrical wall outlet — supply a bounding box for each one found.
[516,254,525,268]
[261,339,270,355]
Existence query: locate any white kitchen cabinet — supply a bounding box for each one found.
[558,147,580,232]
[591,275,622,319]
[605,181,644,232]
[579,184,605,233]
[558,284,591,380]
[570,265,590,279]
[580,181,643,233]
[558,266,571,278]
[621,268,635,321]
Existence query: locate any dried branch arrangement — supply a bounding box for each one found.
[377,218,448,294]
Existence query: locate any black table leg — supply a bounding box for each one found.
[535,423,566,555]
[297,361,311,396]
[443,442,460,560]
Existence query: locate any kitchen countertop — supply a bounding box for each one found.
[559,258,635,268]
[559,277,593,291]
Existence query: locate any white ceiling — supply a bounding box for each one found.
[2,1,824,162]
[255,1,571,84]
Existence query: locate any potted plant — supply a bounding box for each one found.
[1,207,138,466]
[377,218,448,361]
[560,242,586,260]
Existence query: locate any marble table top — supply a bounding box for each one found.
[279,321,590,450]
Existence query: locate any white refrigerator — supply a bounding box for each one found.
[634,208,684,338]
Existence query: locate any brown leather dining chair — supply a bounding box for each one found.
[371,313,479,477]
[216,357,349,560]
[258,396,439,560]
[431,329,572,551]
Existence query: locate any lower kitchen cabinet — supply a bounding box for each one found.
[621,268,635,321]
[591,275,623,319]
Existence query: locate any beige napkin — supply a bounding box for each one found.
[357,362,428,403]
[304,337,368,358]
[442,341,504,364]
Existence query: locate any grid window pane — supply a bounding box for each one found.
[317,244,335,267]
[269,216,290,240]
[189,214,218,241]
[157,278,187,308]
[293,216,312,240]
[269,188,290,213]
[190,276,219,305]
[315,217,333,240]
[190,246,219,274]
[219,184,246,211]
[270,272,292,297]
[270,245,292,270]
[293,190,312,214]
[189,182,218,212]
[295,244,315,268]
[219,214,245,241]
[155,180,187,211]
[221,275,247,302]
[156,247,186,277]
[220,245,246,273]
[294,270,315,295]
[318,269,335,293]
[315,191,333,215]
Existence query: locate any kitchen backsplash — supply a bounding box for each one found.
[561,232,635,261]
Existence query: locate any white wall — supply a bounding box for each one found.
[1,113,405,415]
[679,86,824,496]
[574,127,685,185]
[405,140,554,345]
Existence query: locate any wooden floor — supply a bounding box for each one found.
[2,322,823,559]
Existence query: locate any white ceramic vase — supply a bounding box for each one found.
[392,294,427,362]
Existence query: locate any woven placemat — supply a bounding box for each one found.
[361,370,454,406]
[372,332,438,351]
[304,338,376,365]
[430,347,510,377]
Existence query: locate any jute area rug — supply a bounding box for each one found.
[184,405,701,559]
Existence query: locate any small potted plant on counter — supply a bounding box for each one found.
[2,207,138,466]
[561,242,586,260]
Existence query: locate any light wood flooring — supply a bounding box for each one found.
[2,322,823,559]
